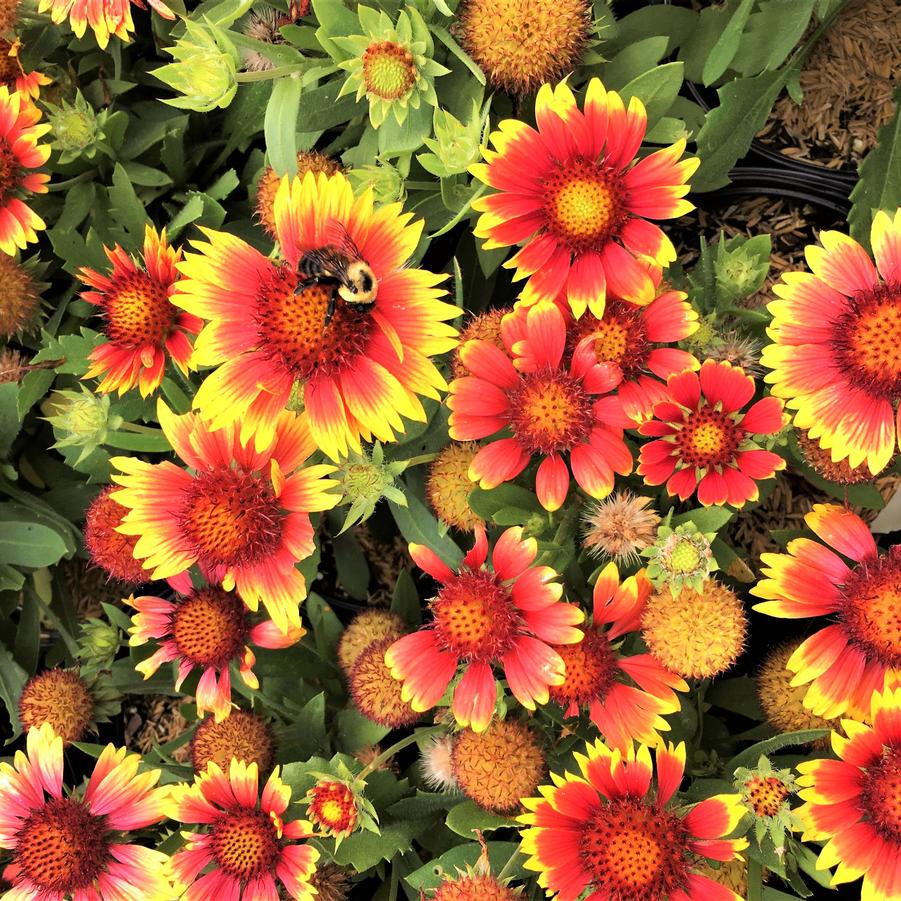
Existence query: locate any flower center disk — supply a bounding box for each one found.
[211,809,280,879]
[0,136,20,203]
[744,776,790,817]
[571,301,650,379]
[860,748,901,843]
[839,552,901,669]
[549,629,617,706]
[508,369,592,455]
[362,40,417,99]
[676,407,741,470]
[171,587,249,668]
[103,272,177,346]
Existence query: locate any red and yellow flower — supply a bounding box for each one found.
[0,723,172,900]
[797,687,901,901]
[385,526,583,731]
[519,738,748,901]
[168,759,319,900]
[37,0,174,49]
[762,209,901,475]
[174,171,460,459]
[638,359,786,507]
[549,562,687,750]
[111,401,339,634]
[80,225,201,397]
[565,282,699,423]
[126,586,304,722]
[0,86,50,255]
[471,78,698,317]
[449,299,633,511]
[752,503,901,720]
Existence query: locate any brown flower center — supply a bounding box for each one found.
[675,407,742,470]
[103,272,177,346]
[549,628,618,707]
[860,748,901,843]
[361,41,417,100]
[18,670,94,744]
[839,551,901,669]
[508,369,593,455]
[0,135,21,204]
[211,809,280,879]
[171,586,249,668]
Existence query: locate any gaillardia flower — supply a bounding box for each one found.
[0,723,172,900]
[0,86,50,255]
[762,209,901,475]
[471,79,698,316]
[519,739,748,901]
[191,709,275,775]
[175,171,459,459]
[0,253,39,338]
[549,563,687,750]
[752,503,901,720]
[449,300,633,511]
[80,225,201,397]
[581,490,660,565]
[84,485,147,584]
[126,585,303,721]
[638,360,786,507]
[37,0,174,48]
[385,526,583,731]
[797,687,901,901]
[111,401,339,633]
[168,759,319,899]
[18,669,94,744]
[306,780,359,838]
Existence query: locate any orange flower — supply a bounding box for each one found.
[174,171,459,459]
[37,0,174,48]
[111,401,339,633]
[0,86,50,255]
[81,225,201,397]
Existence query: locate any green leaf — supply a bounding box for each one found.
[0,383,20,458]
[377,102,433,155]
[603,37,669,89]
[335,706,391,753]
[619,62,685,128]
[390,568,422,626]
[0,639,27,734]
[388,487,463,569]
[431,24,485,85]
[671,506,735,532]
[388,790,459,820]
[726,729,831,773]
[608,6,697,55]
[405,841,525,891]
[702,0,755,85]
[445,799,515,838]
[849,85,901,246]
[730,0,815,76]
[332,822,417,871]
[265,75,302,175]
[108,163,150,244]
[0,511,70,568]
[468,484,542,519]
[332,529,370,600]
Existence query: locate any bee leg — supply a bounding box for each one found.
[323,292,337,328]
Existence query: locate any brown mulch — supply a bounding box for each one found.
[123,695,191,762]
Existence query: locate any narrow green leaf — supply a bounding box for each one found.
[702,0,755,85]
[619,62,685,128]
[725,729,831,773]
[0,517,69,568]
[388,486,463,569]
[0,639,27,734]
[445,799,514,838]
[603,36,669,89]
[264,75,302,176]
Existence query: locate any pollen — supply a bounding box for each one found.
[581,491,660,565]
[101,272,177,347]
[549,629,618,708]
[451,308,510,379]
[457,0,590,97]
[451,719,546,813]
[170,587,249,669]
[508,370,592,455]
[641,580,747,680]
[14,797,108,893]
[744,775,790,818]
[190,710,275,774]
[349,637,419,728]
[255,265,375,382]
[210,808,280,879]
[361,41,418,100]
[427,442,483,532]
[838,549,901,670]
[18,670,94,744]
[0,254,39,337]
[796,428,885,483]
[307,780,358,836]
[433,874,518,900]
[179,468,283,569]
[860,748,901,842]
[431,570,520,661]
[84,486,147,584]
[337,609,406,673]
[676,408,742,469]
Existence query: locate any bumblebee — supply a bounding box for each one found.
[295,223,378,326]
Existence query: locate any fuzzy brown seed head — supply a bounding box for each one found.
[349,637,418,728]
[0,255,39,338]
[18,670,94,744]
[0,347,27,383]
[582,491,660,564]
[255,152,343,237]
[83,487,147,584]
[337,609,406,673]
[307,863,352,901]
[0,0,21,36]
[433,874,518,900]
[427,442,483,532]
[693,858,749,897]
[190,710,275,774]
[796,428,883,484]
[451,308,510,379]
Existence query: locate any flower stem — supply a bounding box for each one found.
[496,846,523,881]
[357,724,445,780]
[401,452,438,469]
[235,65,307,83]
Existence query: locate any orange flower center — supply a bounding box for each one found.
[542,158,624,253]
[15,797,109,893]
[349,637,418,729]
[580,798,689,899]
[508,369,593,455]
[832,284,901,399]
[180,468,284,568]
[18,670,94,744]
[171,586,249,669]
[430,569,520,661]
[211,809,280,879]
[308,781,357,835]
[675,407,742,470]
[549,628,617,707]
[433,874,518,900]
[84,488,146,584]
[255,265,375,381]
[362,41,417,100]
[191,709,275,774]
[0,136,21,203]
[570,300,650,380]
[103,272,177,347]
[860,748,901,843]
[744,775,790,817]
[839,552,901,669]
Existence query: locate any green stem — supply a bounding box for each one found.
[747,857,763,901]
[119,422,165,435]
[402,452,438,469]
[387,863,399,901]
[358,725,444,780]
[496,847,522,882]
[235,64,307,83]
[47,172,94,193]
[427,183,486,239]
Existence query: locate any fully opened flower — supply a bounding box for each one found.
[449,300,633,511]
[175,171,459,459]
[0,86,50,255]
[37,0,174,48]
[0,723,172,900]
[80,225,201,397]
[385,526,584,732]
[565,283,699,423]
[549,563,687,750]
[168,759,318,900]
[761,209,901,475]
[471,78,698,317]
[752,503,901,720]
[519,739,748,901]
[126,586,303,722]
[638,360,786,507]
[111,401,339,633]
[797,688,901,901]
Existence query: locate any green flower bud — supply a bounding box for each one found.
[45,93,104,164]
[336,443,407,532]
[77,618,120,673]
[643,521,717,595]
[713,234,771,306]
[43,387,122,464]
[419,101,488,177]
[347,161,406,205]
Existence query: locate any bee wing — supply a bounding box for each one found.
[324,219,364,262]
